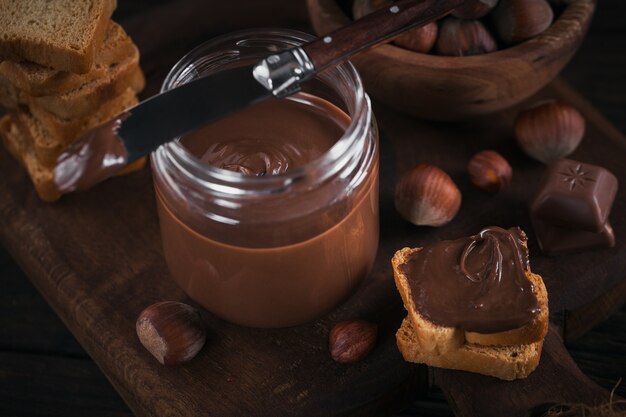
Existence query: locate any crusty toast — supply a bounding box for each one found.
[26,51,144,119]
[392,246,548,349]
[0,74,21,110]
[13,111,63,170]
[1,114,59,201]
[0,52,143,120]
[396,317,543,381]
[0,0,117,73]
[0,21,136,97]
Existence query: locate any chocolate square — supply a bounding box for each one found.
[530,159,618,233]
[532,219,615,256]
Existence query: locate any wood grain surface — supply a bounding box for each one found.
[1,1,625,417]
[433,327,613,417]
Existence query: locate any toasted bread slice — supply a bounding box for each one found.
[13,110,64,170]
[0,115,24,161]
[0,21,136,97]
[0,55,143,118]
[396,317,542,381]
[0,0,116,73]
[392,246,548,348]
[1,114,59,201]
[0,73,22,110]
[26,88,139,167]
[1,114,145,202]
[27,50,144,119]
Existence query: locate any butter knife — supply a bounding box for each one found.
[54,0,465,194]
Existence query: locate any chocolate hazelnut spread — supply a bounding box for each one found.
[154,93,379,327]
[53,114,129,193]
[400,227,539,333]
[180,93,341,177]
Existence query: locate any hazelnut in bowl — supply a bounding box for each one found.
[306,0,596,120]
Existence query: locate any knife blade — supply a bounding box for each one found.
[122,65,271,162]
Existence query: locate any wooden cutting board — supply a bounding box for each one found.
[0,3,625,416]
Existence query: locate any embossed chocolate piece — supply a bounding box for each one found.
[530,159,618,233]
[530,159,618,255]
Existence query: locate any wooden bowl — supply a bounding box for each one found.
[306,0,596,121]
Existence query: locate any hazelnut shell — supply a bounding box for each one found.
[329,320,378,364]
[514,101,585,163]
[467,150,513,192]
[394,164,462,227]
[436,18,498,56]
[492,0,554,45]
[136,301,207,365]
[394,22,439,53]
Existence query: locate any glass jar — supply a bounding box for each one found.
[152,29,379,328]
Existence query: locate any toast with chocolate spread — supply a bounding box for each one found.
[392,227,548,380]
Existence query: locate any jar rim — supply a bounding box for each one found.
[155,27,371,194]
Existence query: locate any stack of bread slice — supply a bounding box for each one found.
[392,244,549,381]
[0,0,145,201]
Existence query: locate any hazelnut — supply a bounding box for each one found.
[136,301,207,365]
[492,0,554,45]
[514,101,585,163]
[467,150,512,192]
[394,164,462,227]
[329,320,378,364]
[436,18,497,56]
[452,0,499,19]
[394,22,439,53]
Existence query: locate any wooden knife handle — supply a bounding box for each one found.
[302,0,465,71]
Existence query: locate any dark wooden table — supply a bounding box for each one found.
[1,1,625,416]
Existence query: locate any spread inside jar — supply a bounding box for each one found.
[180,92,348,176]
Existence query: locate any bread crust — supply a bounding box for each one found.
[0,75,21,110]
[0,114,59,202]
[396,317,542,381]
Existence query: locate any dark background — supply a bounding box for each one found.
[1,1,625,416]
